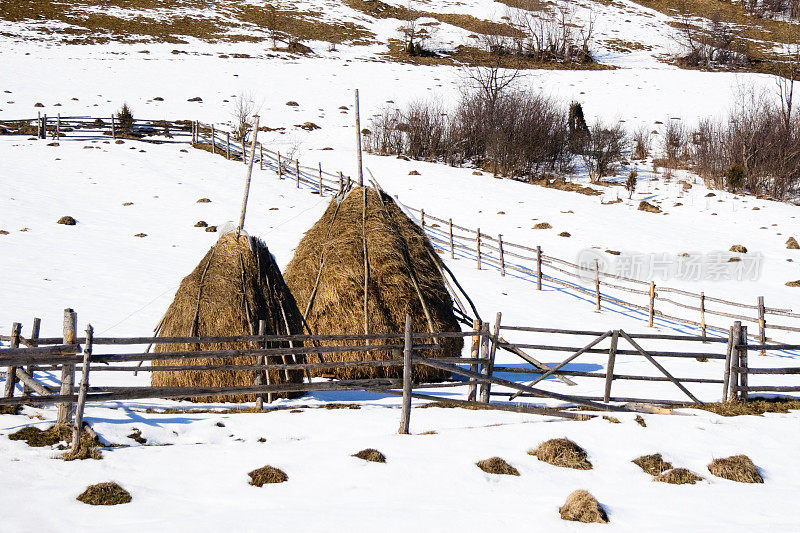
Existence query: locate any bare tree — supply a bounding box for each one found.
[579,121,627,183]
[231,93,260,143]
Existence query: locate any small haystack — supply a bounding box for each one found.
[248,465,288,486]
[559,490,609,524]
[653,468,703,485]
[283,187,464,381]
[152,232,305,402]
[633,453,672,476]
[529,438,593,470]
[476,457,520,476]
[77,482,132,505]
[353,448,387,463]
[708,455,763,483]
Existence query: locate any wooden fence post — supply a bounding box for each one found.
[339,171,344,194]
[318,162,324,196]
[56,113,61,141]
[603,330,619,402]
[3,323,21,398]
[722,323,737,402]
[43,114,47,139]
[757,296,766,356]
[449,218,454,259]
[211,124,216,154]
[260,144,264,171]
[594,259,601,312]
[226,132,231,160]
[254,320,268,409]
[738,325,749,401]
[355,88,364,187]
[478,322,490,401]
[296,160,300,188]
[111,115,116,139]
[23,317,41,396]
[278,152,283,178]
[479,313,501,403]
[37,111,41,138]
[476,228,482,270]
[498,235,505,277]
[536,246,542,290]
[399,314,412,434]
[648,282,656,327]
[700,292,706,340]
[57,309,77,425]
[420,209,425,230]
[237,116,260,235]
[467,319,481,401]
[71,324,93,452]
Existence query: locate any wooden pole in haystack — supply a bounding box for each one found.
[355,89,364,187]
[399,314,412,434]
[237,115,260,237]
[57,309,77,425]
[71,324,93,452]
[3,323,21,398]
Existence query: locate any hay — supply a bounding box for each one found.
[729,244,748,253]
[708,455,763,483]
[9,424,72,447]
[0,405,19,415]
[476,457,520,475]
[533,222,552,229]
[152,233,305,402]
[638,201,662,213]
[283,187,463,381]
[77,482,131,505]
[529,438,592,470]
[633,453,672,476]
[248,465,288,486]
[353,448,386,463]
[57,216,76,225]
[787,237,799,249]
[653,468,703,484]
[559,490,608,524]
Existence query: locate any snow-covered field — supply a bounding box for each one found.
[2,2,800,530]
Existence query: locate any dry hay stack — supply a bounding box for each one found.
[248,465,288,486]
[284,187,463,381]
[559,490,609,524]
[653,468,703,485]
[529,438,593,470]
[152,233,305,402]
[476,457,520,476]
[707,455,763,483]
[632,453,672,476]
[353,448,387,463]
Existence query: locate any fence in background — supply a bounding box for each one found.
[2,115,799,345]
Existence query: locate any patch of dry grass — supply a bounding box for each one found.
[708,455,763,483]
[353,448,386,463]
[559,490,609,523]
[76,482,131,505]
[687,398,800,416]
[529,438,592,470]
[248,465,288,486]
[633,453,673,476]
[653,467,703,484]
[476,457,520,475]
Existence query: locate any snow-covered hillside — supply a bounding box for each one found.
[2,1,800,531]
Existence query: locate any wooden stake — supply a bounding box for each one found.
[71,324,93,452]
[237,115,260,236]
[37,111,41,138]
[420,209,425,230]
[449,218,454,259]
[278,152,283,178]
[498,234,505,277]
[254,320,268,409]
[467,319,481,401]
[722,323,736,402]
[648,282,656,327]
[318,162,324,196]
[476,228,482,270]
[3,323,21,398]
[355,88,364,187]
[603,330,619,402]
[479,313,501,402]
[43,114,47,139]
[211,124,216,154]
[56,113,61,141]
[23,317,40,397]
[296,160,300,188]
[57,309,77,425]
[260,144,263,171]
[111,115,116,139]
[536,246,542,290]
[700,292,706,339]
[594,259,601,312]
[398,314,412,434]
[739,325,749,401]
[757,296,766,356]
[226,132,231,160]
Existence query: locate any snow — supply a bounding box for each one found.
[2,2,800,531]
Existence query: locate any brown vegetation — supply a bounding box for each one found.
[476,457,520,475]
[653,468,703,484]
[708,455,763,483]
[529,438,592,469]
[248,465,288,486]
[353,448,387,463]
[559,490,609,523]
[633,453,673,476]
[77,482,132,505]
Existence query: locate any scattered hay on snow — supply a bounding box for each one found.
[476,457,520,476]
[9,425,73,447]
[559,490,608,524]
[729,244,747,253]
[633,453,672,476]
[708,455,763,483]
[248,465,288,486]
[786,280,800,287]
[533,222,552,229]
[57,216,76,225]
[653,468,703,485]
[529,438,592,470]
[638,201,661,213]
[77,482,131,505]
[353,448,386,463]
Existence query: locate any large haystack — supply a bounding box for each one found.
[284,187,463,381]
[152,232,305,402]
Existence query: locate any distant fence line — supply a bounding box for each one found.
[1,115,798,345]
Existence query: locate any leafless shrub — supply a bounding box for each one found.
[632,126,651,159]
[231,93,260,143]
[675,12,749,69]
[511,5,595,64]
[579,121,626,183]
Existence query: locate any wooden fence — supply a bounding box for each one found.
[2,114,799,345]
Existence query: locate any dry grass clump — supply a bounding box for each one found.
[638,201,662,213]
[729,244,748,253]
[533,222,552,229]
[62,445,103,461]
[9,424,73,447]
[248,465,288,486]
[127,428,147,444]
[76,482,131,506]
[653,468,703,484]
[57,216,76,225]
[284,187,463,382]
[559,490,609,524]
[0,405,20,415]
[787,237,799,249]
[708,455,763,483]
[633,453,673,476]
[529,438,592,470]
[787,280,800,287]
[691,398,800,416]
[353,448,386,463]
[152,233,305,402]
[476,457,520,476]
